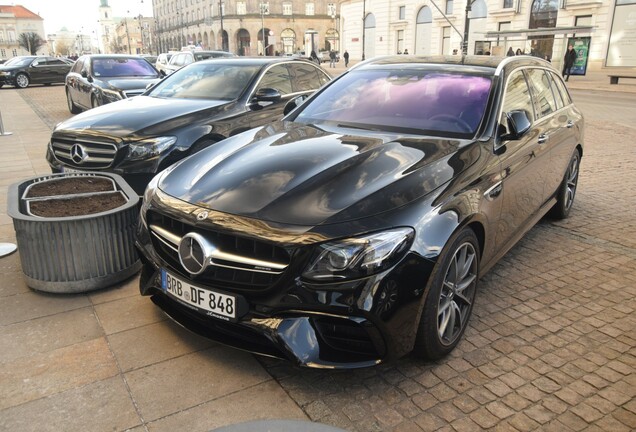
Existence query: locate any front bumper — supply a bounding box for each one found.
[135,206,436,368]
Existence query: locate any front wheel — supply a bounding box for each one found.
[413,228,480,360]
[15,73,30,88]
[549,149,580,219]
[66,90,81,114]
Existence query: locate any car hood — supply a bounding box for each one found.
[158,122,480,226]
[53,96,231,137]
[99,76,161,91]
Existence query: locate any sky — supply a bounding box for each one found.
[14,0,154,35]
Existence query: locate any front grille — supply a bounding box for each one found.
[147,211,291,291]
[51,135,118,169]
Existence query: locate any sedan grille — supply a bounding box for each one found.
[51,135,118,169]
[147,211,291,291]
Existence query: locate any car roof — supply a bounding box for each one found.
[354,55,552,75]
[81,54,151,59]
[193,56,321,66]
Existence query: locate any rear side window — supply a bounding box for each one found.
[258,65,292,95]
[500,70,535,133]
[289,63,325,92]
[549,71,572,106]
[525,68,557,119]
[71,58,84,73]
[545,72,565,110]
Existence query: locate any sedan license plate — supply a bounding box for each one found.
[61,166,86,174]
[161,269,236,320]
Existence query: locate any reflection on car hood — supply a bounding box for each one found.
[100,76,160,91]
[54,96,230,137]
[159,122,479,225]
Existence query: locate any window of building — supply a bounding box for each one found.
[503,0,514,8]
[399,6,406,20]
[0,32,4,42]
[397,30,404,53]
[499,21,511,31]
[283,3,293,15]
[442,26,451,54]
[575,15,592,26]
[446,0,454,14]
[306,3,315,16]
[237,2,246,15]
[328,3,337,17]
[259,2,270,14]
[8,31,16,42]
[0,49,5,57]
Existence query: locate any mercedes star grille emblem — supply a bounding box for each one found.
[178,232,216,275]
[197,211,209,221]
[70,144,87,164]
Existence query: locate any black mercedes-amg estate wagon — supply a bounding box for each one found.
[136,55,584,368]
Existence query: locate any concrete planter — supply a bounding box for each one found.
[7,172,141,293]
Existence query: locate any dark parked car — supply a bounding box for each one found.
[65,54,162,113]
[163,50,236,75]
[135,55,584,368]
[47,57,331,194]
[0,56,72,88]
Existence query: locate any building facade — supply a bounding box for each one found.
[0,5,47,59]
[99,0,156,54]
[339,0,636,71]
[152,0,340,56]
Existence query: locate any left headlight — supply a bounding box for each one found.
[100,88,124,103]
[302,228,415,282]
[128,136,177,161]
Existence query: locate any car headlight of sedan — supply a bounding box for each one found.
[100,88,124,103]
[0,71,11,76]
[128,136,177,161]
[302,228,415,282]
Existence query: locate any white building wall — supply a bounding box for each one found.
[340,0,629,71]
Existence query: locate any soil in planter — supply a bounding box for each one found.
[26,177,115,198]
[29,193,127,217]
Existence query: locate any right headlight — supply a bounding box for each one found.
[128,136,177,161]
[302,228,414,282]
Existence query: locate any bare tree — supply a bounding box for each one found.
[55,40,72,56]
[18,32,45,55]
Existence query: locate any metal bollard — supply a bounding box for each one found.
[0,110,13,136]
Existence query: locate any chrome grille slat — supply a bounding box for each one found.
[51,136,118,169]
[147,213,291,291]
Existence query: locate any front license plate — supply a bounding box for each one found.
[161,269,236,320]
[61,166,86,174]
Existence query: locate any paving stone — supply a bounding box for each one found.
[451,394,480,414]
[469,406,500,429]
[524,403,556,424]
[508,412,541,432]
[612,407,636,429]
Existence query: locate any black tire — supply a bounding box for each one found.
[15,73,30,88]
[413,228,480,360]
[66,90,81,114]
[549,149,580,220]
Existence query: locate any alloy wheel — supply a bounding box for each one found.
[16,74,29,88]
[437,242,477,345]
[565,154,579,211]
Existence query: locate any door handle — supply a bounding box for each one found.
[484,182,503,201]
[538,134,548,144]
[566,120,574,128]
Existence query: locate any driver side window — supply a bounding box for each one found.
[500,70,534,135]
[257,65,292,95]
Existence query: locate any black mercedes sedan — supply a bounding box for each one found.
[0,56,72,88]
[47,57,331,194]
[64,54,163,113]
[135,55,584,368]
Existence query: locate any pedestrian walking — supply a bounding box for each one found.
[515,48,523,55]
[329,50,336,68]
[310,50,319,64]
[562,44,577,82]
[403,49,409,55]
[343,50,349,67]
[507,47,515,56]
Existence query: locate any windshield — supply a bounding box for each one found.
[91,57,158,77]
[294,68,492,137]
[4,57,34,67]
[147,62,261,100]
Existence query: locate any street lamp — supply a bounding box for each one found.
[259,2,268,55]
[123,17,132,54]
[219,1,225,51]
[462,0,476,55]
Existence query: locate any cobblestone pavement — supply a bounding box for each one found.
[4,84,636,432]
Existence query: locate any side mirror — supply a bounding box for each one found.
[502,109,532,140]
[283,94,309,116]
[253,87,281,103]
[81,70,88,78]
[159,70,166,77]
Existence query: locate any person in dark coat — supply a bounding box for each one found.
[343,50,349,67]
[562,44,577,82]
[507,47,515,56]
[310,50,319,64]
